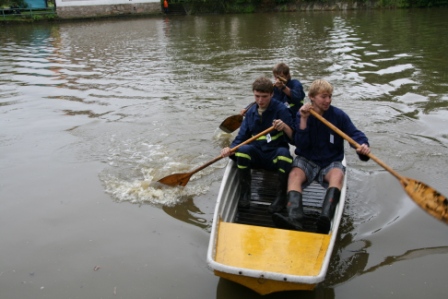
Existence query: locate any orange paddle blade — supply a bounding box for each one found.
[219,114,243,133]
[402,178,448,224]
[157,173,192,187]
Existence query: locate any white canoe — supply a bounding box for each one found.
[206,159,347,295]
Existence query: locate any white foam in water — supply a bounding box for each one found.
[99,127,228,206]
[101,165,212,206]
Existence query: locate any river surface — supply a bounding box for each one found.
[1,8,448,299]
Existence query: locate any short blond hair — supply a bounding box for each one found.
[308,79,333,98]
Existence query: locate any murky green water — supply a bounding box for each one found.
[1,9,448,299]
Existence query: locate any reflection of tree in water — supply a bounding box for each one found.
[360,245,448,275]
[162,196,210,231]
[325,231,448,288]
[325,196,448,289]
[323,232,370,288]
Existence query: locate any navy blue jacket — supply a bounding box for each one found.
[231,99,294,151]
[294,106,369,167]
[272,78,305,118]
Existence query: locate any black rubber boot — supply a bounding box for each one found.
[268,171,288,214]
[237,168,251,209]
[272,191,304,230]
[316,187,341,234]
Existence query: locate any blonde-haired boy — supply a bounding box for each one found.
[273,79,371,234]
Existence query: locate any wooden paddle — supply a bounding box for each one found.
[219,102,255,133]
[309,109,448,224]
[158,126,276,187]
[218,76,288,133]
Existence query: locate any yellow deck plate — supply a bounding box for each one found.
[215,221,331,277]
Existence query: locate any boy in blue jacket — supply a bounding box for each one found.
[221,76,294,213]
[239,63,305,118]
[273,79,371,233]
[272,62,305,119]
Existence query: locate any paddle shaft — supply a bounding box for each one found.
[309,110,408,185]
[238,101,256,117]
[191,126,275,174]
[310,109,448,224]
[244,101,256,111]
[188,126,276,175]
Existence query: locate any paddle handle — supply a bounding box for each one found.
[229,126,276,153]
[272,76,287,88]
[189,126,276,175]
[244,102,256,110]
[309,110,407,184]
[240,102,256,116]
[277,76,287,83]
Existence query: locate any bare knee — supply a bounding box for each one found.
[288,167,306,192]
[325,168,344,189]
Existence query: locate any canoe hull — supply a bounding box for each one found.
[207,160,347,295]
[214,270,316,295]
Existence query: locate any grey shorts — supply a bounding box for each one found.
[292,156,346,189]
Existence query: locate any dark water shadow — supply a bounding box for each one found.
[162,196,210,231]
[216,278,335,299]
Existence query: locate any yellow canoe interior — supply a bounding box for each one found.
[214,220,331,294]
